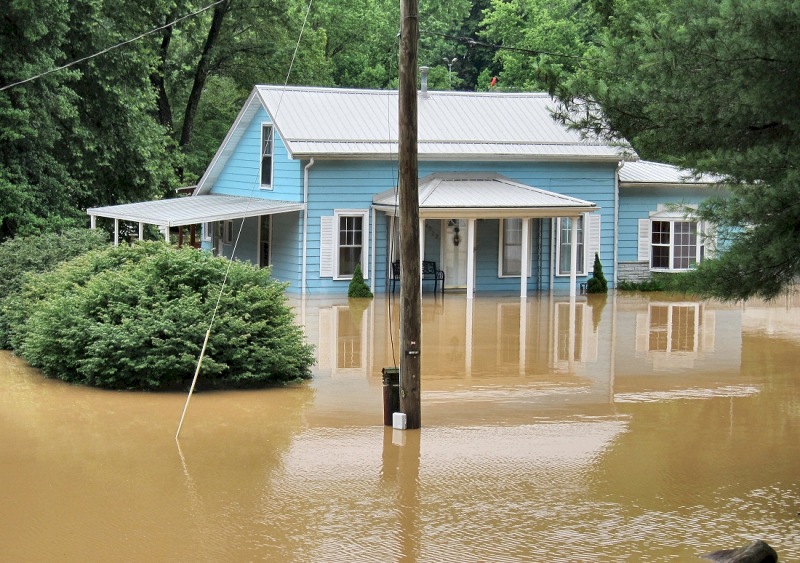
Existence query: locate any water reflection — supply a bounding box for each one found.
[1,293,799,560]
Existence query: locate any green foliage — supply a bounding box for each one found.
[586,253,607,294]
[0,228,110,301]
[347,263,373,298]
[0,228,110,348]
[6,242,314,390]
[0,0,180,241]
[480,0,600,93]
[559,0,800,300]
[616,273,692,293]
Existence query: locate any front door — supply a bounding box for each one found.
[442,219,468,288]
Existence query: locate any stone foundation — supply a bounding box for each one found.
[617,261,651,283]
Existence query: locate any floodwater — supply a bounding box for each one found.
[1,292,799,562]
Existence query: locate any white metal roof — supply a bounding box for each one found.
[255,86,630,161]
[619,160,721,186]
[373,173,598,218]
[87,195,303,227]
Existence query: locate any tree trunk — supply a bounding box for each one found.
[150,14,175,132]
[179,0,230,149]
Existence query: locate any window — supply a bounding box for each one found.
[201,222,212,243]
[556,216,586,276]
[650,220,704,271]
[222,220,234,244]
[338,215,363,277]
[260,124,273,187]
[500,218,524,277]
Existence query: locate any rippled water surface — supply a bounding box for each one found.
[1,292,799,561]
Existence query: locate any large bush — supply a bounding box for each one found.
[0,228,111,348]
[5,242,314,390]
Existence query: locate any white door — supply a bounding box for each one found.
[442,219,469,288]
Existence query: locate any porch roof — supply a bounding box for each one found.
[372,173,598,218]
[87,195,303,227]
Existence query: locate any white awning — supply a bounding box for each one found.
[87,195,304,227]
[372,173,598,218]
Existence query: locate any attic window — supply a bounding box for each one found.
[261,124,273,188]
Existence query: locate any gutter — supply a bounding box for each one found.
[302,158,315,294]
[614,159,624,288]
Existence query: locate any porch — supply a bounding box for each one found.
[372,173,600,298]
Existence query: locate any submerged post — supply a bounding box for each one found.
[398,0,421,429]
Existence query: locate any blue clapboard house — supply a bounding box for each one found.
[88,82,723,296]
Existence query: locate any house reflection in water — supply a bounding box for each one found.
[296,291,769,414]
[300,294,615,409]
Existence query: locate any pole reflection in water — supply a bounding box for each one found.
[1,293,799,560]
[382,427,421,562]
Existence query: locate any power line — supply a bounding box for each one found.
[0,0,226,92]
[420,29,592,62]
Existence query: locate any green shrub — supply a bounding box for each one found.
[616,272,694,292]
[9,242,314,390]
[586,253,608,294]
[347,263,373,298]
[0,228,110,348]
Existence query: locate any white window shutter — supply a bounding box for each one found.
[587,214,601,268]
[320,216,334,277]
[637,219,651,262]
[703,221,717,258]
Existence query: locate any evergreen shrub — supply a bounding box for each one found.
[7,242,314,390]
[586,253,608,294]
[347,263,373,298]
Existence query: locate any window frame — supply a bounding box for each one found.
[498,218,532,278]
[334,209,369,281]
[555,215,588,277]
[222,220,234,245]
[649,219,704,272]
[260,123,274,189]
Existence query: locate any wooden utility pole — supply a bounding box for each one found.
[398,0,421,429]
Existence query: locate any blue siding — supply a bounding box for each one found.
[212,108,303,202]
[203,103,622,295]
[618,186,713,262]
[270,211,302,288]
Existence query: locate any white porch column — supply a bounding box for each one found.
[370,207,376,295]
[138,222,144,241]
[520,218,530,298]
[164,225,170,243]
[569,216,578,297]
[114,219,119,246]
[466,218,476,298]
[90,215,96,229]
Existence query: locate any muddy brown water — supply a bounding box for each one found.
[1,293,798,562]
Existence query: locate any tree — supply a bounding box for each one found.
[586,253,607,294]
[0,0,180,240]
[480,0,600,92]
[558,0,800,301]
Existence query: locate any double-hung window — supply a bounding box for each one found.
[260,124,273,188]
[556,216,586,276]
[500,218,523,276]
[499,218,533,277]
[338,214,363,278]
[319,210,370,280]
